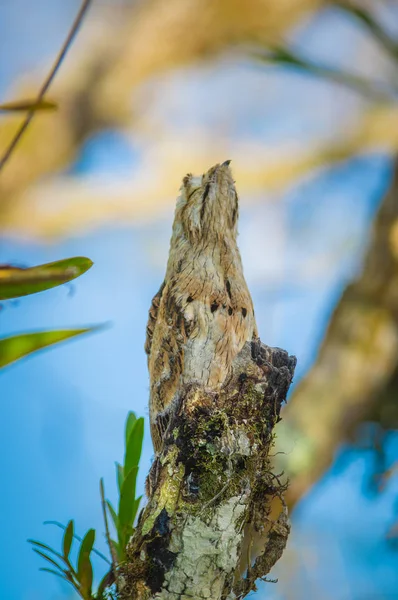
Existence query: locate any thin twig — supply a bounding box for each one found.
[0,0,91,172]
[100,478,118,579]
[254,44,398,102]
[332,1,398,63]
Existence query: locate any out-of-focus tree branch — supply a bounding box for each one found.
[332,1,398,63]
[2,103,397,239]
[2,0,398,239]
[276,156,398,507]
[254,44,398,101]
[0,0,323,221]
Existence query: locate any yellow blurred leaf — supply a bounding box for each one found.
[0,99,58,112]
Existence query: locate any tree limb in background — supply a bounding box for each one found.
[0,0,91,172]
[332,0,398,63]
[0,0,324,214]
[2,103,397,239]
[276,156,398,507]
[254,44,398,101]
[1,0,398,238]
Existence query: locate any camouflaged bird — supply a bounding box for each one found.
[145,161,258,453]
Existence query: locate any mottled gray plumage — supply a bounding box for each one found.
[145,161,257,452]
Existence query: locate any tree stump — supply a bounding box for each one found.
[119,339,296,600]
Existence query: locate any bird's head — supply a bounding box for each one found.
[174,160,239,243]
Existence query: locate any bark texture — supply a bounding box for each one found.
[119,340,296,600]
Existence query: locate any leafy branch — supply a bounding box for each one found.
[0,256,98,370]
[29,411,145,599]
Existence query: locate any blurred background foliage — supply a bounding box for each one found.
[1,0,398,599]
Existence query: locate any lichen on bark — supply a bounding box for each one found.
[119,339,296,600]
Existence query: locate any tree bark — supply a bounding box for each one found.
[119,340,296,600]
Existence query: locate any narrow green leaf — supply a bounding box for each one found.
[119,525,134,556]
[124,417,144,476]
[28,539,64,561]
[40,566,78,591]
[43,521,111,565]
[79,561,93,599]
[39,567,70,582]
[29,537,78,581]
[77,529,95,597]
[32,548,65,573]
[131,495,142,526]
[125,412,137,449]
[118,467,138,549]
[100,478,118,573]
[0,256,93,300]
[116,462,124,493]
[110,538,122,562]
[63,520,74,559]
[106,500,118,531]
[0,98,58,112]
[0,327,100,369]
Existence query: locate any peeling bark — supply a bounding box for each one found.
[119,340,296,600]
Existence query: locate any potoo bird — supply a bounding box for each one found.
[145,161,258,453]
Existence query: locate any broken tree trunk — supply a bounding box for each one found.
[119,340,296,600]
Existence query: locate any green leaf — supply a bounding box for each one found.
[116,462,124,493]
[0,98,58,112]
[32,548,66,573]
[131,495,142,526]
[43,521,111,565]
[124,417,144,476]
[63,520,74,559]
[0,256,93,300]
[39,567,71,583]
[29,538,78,581]
[118,466,138,549]
[0,327,100,369]
[106,500,118,531]
[39,567,77,591]
[28,538,64,561]
[77,529,95,599]
[79,560,93,599]
[125,412,137,449]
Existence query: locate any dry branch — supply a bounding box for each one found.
[119,340,296,600]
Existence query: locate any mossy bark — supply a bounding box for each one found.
[119,340,296,600]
